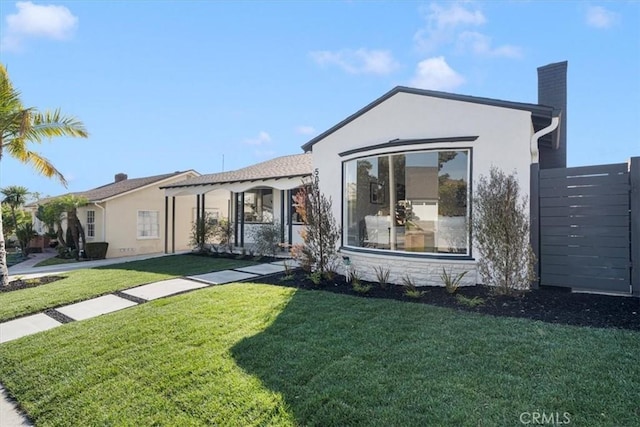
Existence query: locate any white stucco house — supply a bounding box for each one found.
[301,61,567,286]
[161,153,313,251]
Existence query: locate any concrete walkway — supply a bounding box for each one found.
[0,257,292,425]
[8,249,189,279]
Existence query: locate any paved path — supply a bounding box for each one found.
[0,256,295,426]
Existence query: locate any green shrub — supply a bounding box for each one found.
[373,265,391,289]
[402,274,425,299]
[352,281,372,294]
[85,242,109,260]
[455,295,485,308]
[308,271,323,286]
[473,167,536,295]
[249,223,283,257]
[441,268,468,294]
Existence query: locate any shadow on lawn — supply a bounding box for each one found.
[231,289,640,426]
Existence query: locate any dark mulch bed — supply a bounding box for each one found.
[2,276,66,292]
[258,270,640,331]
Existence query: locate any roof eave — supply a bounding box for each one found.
[161,172,312,190]
[301,86,557,152]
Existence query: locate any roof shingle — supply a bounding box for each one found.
[162,153,312,189]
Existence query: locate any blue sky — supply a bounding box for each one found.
[1,1,639,199]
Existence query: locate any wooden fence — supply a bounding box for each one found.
[532,157,639,296]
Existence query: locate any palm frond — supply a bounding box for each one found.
[28,109,88,141]
[19,150,68,187]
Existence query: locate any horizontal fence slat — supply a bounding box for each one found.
[539,194,629,208]
[542,264,630,280]
[542,255,629,268]
[541,225,629,237]
[540,205,629,217]
[541,245,629,258]
[539,163,627,179]
[540,273,630,292]
[540,215,629,227]
[539,183,630,197]
[541,235,629,248]
[540,173,629,188]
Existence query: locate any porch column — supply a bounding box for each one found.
[171,196,176,253]
[240,192,245,247]
[233,192,239,247]
[280,190,285,248]
[196,194,201,247]
[164,196,169,254]
[287,189,293,246]
[201,193,206,245]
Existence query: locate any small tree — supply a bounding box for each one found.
[58,195,88,258]
[292,169,340,274]
[215,218,234,253]
[190,211,218,252]
[36,200,68,246]
[472,167,536,294]
[15,221,36,254]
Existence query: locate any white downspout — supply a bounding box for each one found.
[93,202,106,241]
[530,116,560,164]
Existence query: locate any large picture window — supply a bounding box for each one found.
[344,149,469,255]
[244,189,273,223]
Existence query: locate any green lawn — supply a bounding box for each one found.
[0,283,637,426]
[1,255,257,321]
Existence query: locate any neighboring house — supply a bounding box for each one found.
[161,153,312,251]
[301,61,567,286]
[31,171,228,259]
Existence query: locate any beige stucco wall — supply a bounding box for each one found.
[71,175,230,259]
[311,91,536,286]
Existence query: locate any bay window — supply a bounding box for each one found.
[344,149,470,255]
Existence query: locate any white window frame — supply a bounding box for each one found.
[137,210,160,239]
[86,210,96,239]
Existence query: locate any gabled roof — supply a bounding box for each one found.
[301,86,559,152]
[30,171,198,206]
[162,153,312,189]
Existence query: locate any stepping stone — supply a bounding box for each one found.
[0,313,61,344]
[123,278,208,301]
[56,295,138,321]
[270,259,300,267]
[235,264,286,275]
[188,270,257,285]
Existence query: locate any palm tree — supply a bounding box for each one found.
[1,185,29,233]
[0,63,88,286]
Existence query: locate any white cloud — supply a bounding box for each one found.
[243,131,271,146]
[586,6,618,29]
[296,125,316,135]
[414,2,486,52]
[457,31,522,58]
[310,48,400,75]
[1,1,78,51]
[410,56,465,91]
[414,2,521,60]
